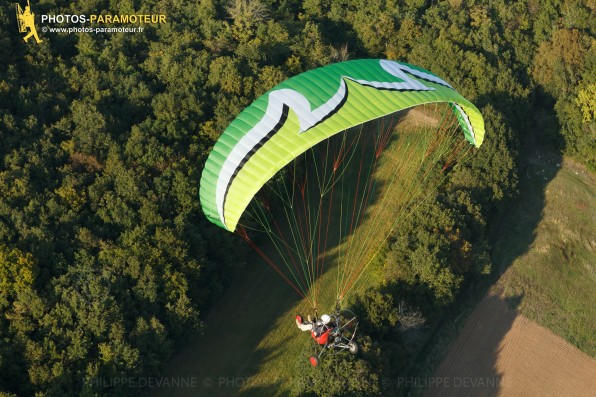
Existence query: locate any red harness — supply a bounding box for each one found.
[311,325,334,345]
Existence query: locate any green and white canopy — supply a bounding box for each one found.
[200,59,484,232]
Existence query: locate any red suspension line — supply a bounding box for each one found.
[237,227,305,298]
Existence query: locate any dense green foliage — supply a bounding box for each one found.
[0,0,592,396]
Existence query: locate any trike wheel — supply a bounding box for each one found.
[348,341,359,355]
[309,355,319,367]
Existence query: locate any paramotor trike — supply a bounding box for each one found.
[307,308,359,367]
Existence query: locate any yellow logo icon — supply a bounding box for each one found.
[15,0,43,44]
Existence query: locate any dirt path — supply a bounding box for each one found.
[424,292,596,397]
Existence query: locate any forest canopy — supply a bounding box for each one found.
[0,0,593,396]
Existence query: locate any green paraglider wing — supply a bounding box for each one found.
[200,59,484,232]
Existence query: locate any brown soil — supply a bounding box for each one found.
[424,292,596,397]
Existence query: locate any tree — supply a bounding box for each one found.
[532,28,588,96]
[292,353,381,396]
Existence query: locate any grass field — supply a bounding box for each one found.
[424,155,596,396]
[493,156,596,356]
